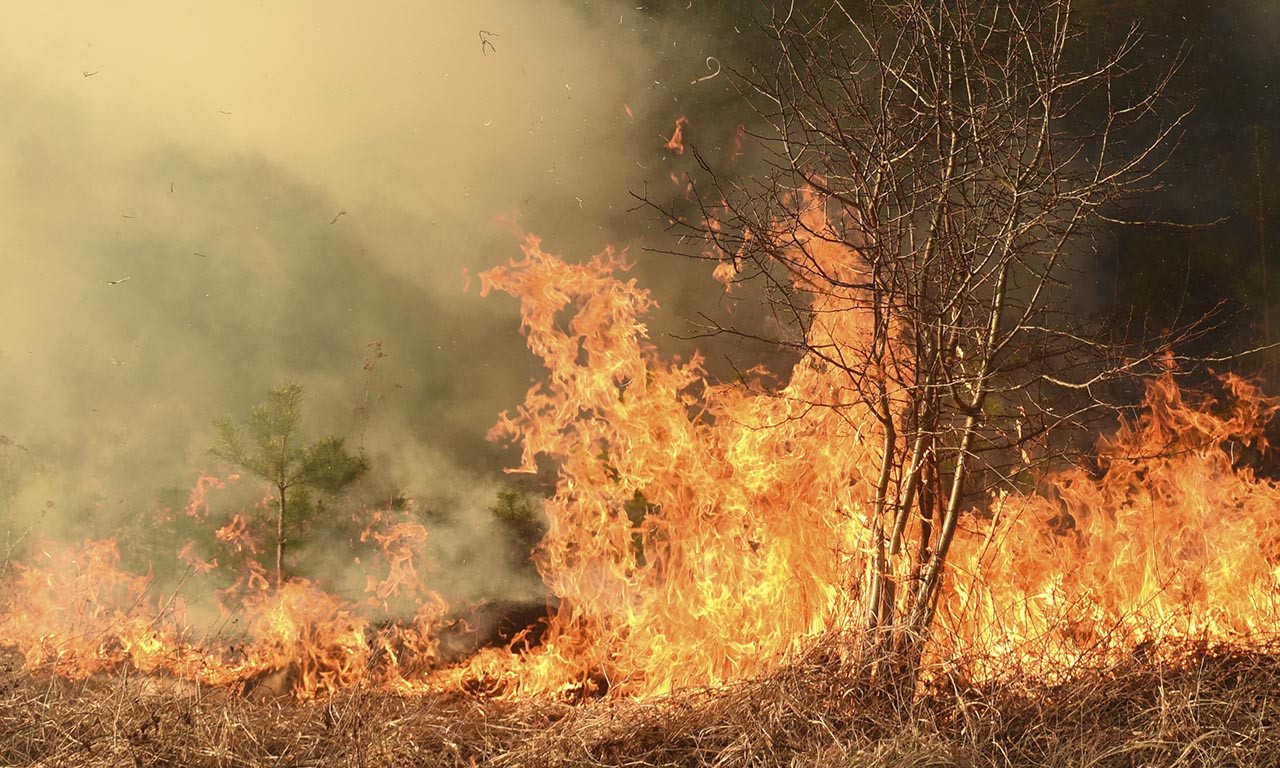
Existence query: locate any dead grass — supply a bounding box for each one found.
[3,643,1280,767]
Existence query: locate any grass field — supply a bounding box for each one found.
[3,641,1279,767]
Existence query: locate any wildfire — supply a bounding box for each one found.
[0,490,447,699]
[473,228,1280,695]
[2,228,1279,700]
[0,540,185,679]
[942,373,1280,678]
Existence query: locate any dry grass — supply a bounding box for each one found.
[2,643,1280,767]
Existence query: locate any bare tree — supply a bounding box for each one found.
[641,0,1190,683]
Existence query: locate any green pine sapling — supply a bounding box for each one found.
[211,383,367,588]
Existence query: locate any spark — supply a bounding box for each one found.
[664,115,689,154]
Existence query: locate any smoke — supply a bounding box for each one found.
[14,0,1265,615]
[0,1,747,607]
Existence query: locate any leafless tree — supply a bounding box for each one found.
[641,0,1193,684]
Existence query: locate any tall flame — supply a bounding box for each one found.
[477,229,890,696]
[477,229,1280,696]
[664,115,689,155]
[2,227,1279,700]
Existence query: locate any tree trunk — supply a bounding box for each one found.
[275,485,286,588]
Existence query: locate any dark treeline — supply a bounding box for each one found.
[630,0,1280,373]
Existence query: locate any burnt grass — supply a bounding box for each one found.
[3,642,1280,768]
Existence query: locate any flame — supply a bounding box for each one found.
[0,479,448,698]
[3,220,1280,701]
[474,224,1280,696]
[185,472,235,518]
[664,115,689,154]
[476,227,881,696]
[0,540,185,679]
[730,123,745,162]
[941,373,1280,677]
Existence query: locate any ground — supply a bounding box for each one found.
[2,644,1279,767]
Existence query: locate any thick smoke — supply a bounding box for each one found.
[0,1,739,608]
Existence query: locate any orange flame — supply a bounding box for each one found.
[4,221,1280,702]
[0,478,449,698]
[0,540,184,679]
[941,373,1280,677]
[476,225,1280,696]
[730,123,745,162]
[478,227,879,695]
[664,115,689,154]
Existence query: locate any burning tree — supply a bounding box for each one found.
[211,383,367,588]
[642,0,1191,679]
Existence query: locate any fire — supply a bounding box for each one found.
[941,373,1280,677]
[0,484,448,698]
[476,228,876,696]
[0,540,185,679]
[2,226,1279,701]
[729,123,745,162]
[664,115,689,154]
[474,228,1280,695]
